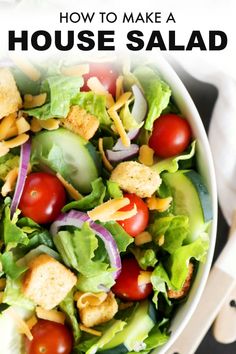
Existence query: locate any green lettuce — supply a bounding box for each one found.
[25,76,83,119]
[3,277,35,310]
[106,181,123,199]
[152,140,196,174]
[62,178,106,213]
[54,223,115,292]
[167,234,209,289]
[149,215,190,254]
[133,66,171,131]
[151,263,173,307]
[60,291,81,343]
[1,252,28,280]
[102,221,134,253]
[71,92,111,126]
[131,248,157,270]
[0,206,29,250]
[0,153,19,181]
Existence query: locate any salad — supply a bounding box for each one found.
[0,59,212,354]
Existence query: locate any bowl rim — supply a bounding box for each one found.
[140,53,218,353]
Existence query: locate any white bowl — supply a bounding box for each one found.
[142,54,218,353]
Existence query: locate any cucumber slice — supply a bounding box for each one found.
[99,301,156,354]
[162,170,212,241]
[31,128,101,193]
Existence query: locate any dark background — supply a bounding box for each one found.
[174,63,236,354]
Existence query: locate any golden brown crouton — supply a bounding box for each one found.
[78,292,118,328]
[0,68,22,119]
[60,105,99,140]
[168,263,194,299]
[110,161,161,198]
[22,254,77,310]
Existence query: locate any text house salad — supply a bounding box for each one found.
[0,58,212,354]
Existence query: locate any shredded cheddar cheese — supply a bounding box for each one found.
[56,173,83,200]
[16,116,31,134]
[1,167,18,197]
[109,92,131,111]
[137,271,152,286]
[138,145,154,166]
[146,196,173,212]
[0,113,17,140]
[0,142,10,157]
[36,306,66,324]
[30,117,42,132]
[108,109,130,148]
[134,231,152,246]
[3,133,29,149]
[98,138,113,172]
[39,118,59,131]
[116,75,124,100]
[104,205,137,222]
[23,93,47,109]
[6,307,33,341]
[80,324,102,337]
[87,197,130,222]
[26,315,38,330]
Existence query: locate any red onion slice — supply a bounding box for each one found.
[10,140,31,217]
[131,84,148,124]
[106,144,139,162]
[50,210,121,279]
[112,128,140,151]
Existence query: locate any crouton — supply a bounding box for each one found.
[78,292,118,328]
[22,254,77,310]
[0,68,22,119]
[60,105,99,140]
[110,161,161,198]
[168,263,194,299]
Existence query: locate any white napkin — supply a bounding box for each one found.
[173,56,236,226]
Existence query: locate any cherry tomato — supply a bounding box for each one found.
[117,193,149,237]
[148,114,192,158]
[112,257,153,301]
[25,319,73,354]
[19,172,66,224]
[81,63,118,97]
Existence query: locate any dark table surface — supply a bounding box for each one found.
[174,63,236,354]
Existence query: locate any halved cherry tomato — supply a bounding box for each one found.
[81,63,118,97]
[148,114,192,158]
[117,193,149,237]
[112,257,153,301]
[19,172,66,224]
[25,319,73,354]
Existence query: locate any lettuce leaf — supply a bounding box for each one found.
[71,92,111,126]
[25,76,83,119]
[0,154,19,181]
[1,252,28,280]
[152,140,196,174]
[131,248,157,270]
[101,221,134,253]
[149,215,189,254]
[167,234,209,289]
[60,291,81,343]
[0,206,29,250]
[62,178,106,213]
[106,181,123,199]
[133,66,171,131]
[3,277,35,310]
[151,263,173,307]
[54,223,115,292]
